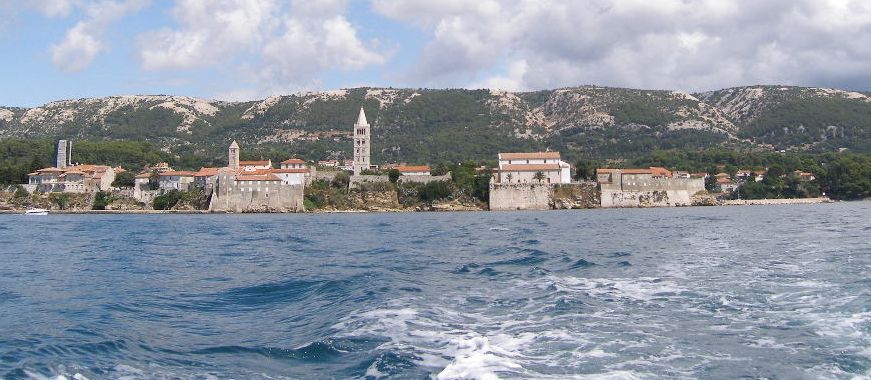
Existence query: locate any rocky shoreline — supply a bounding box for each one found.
[0,198,844,215]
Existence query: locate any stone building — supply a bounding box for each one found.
[352,107,371,175]
[158,171,196,191]
[209,141,305,212]
[26,141,118,193]
[597,168,705,207]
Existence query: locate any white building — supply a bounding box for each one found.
[281,158,306,170]
[396,165,431,176]
[494,152,572,184]
[240,160,272,172]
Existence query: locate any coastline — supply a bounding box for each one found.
[0,197,850,215]
[721,197,833,206]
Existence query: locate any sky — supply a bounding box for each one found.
[2,0,871,107]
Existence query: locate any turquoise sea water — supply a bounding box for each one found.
[0,203,869,379]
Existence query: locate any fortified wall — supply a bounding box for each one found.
[599,172,704,208]
[209,170,304,212]
[489,182,598,211]
[398,172,451,185]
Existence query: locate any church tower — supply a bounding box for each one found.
[228,140,240,170]
[352,107,371,175]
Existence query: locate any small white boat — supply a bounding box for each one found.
[24,208,48,216]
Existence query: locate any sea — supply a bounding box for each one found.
[0,203,869,379]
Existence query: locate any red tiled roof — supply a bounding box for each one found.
[499,152,561,160]
[500,164,561,171]
[396,165,430,173]
[240,160,270,166]
[716,178,734,184]
[194,167,221,177]
[280,158,306,164]
[135,173,152,179]
[620,169,653,175]
[649,167,672,177]
[159,171,197,177]
[236,174,280,181]
[271,168,309,174]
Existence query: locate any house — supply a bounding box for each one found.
[396,165,431,176]
[317,160,339,168]
[144,162,173,173]
[736,169,753,180]
[717,177,738,192]
[239,160,272,172]
[280,158,307,170]
[494,152,572,184]
[159,171,196,191]
[795,170,816,181]
[754,170,766,182]
[193,167,221,190]
[672,171,691,179]
[269,169,307,185]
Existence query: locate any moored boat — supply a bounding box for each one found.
[24,208,48,216]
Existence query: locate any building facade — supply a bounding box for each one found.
[494,152,572,184]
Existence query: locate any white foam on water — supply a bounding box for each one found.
[813,311,871,339]
[548,276,688,302]
[436,336,523,380]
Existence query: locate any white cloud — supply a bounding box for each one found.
[374,0,871,92]
[48,0,148,72]
[138,0,386,98]
[31,0,80,17]
[138,0,280,70]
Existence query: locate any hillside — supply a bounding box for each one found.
[1,85,870,164]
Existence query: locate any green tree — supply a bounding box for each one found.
[13,185,28,199]
[153,190,182,210]
[387,169,401,183]
[417,181,452,202]
[148,170,160,190]
[533,171,546,183]
[49,193,71,210]
[574,160,597,181]
[331,171,350,188]
[112,171,136,188]
[92,191,112,210]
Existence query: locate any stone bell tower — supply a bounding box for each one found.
[228,140,240,170]
[352,107,370,175]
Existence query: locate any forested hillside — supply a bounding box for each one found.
[1,85,870,167]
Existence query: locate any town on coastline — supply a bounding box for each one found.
[2,107,830,213]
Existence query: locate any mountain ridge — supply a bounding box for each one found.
[1,85,870,163]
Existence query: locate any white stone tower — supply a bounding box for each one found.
[352,107,371,175]
[228,140,240,170]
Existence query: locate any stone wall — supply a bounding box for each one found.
[313,170,341,183]
[489,183,553,211]
[600,177,705,208]
[398,172,452,185]
[209,171,304,212]
[349,174,389,189]
[550,182,600,209]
